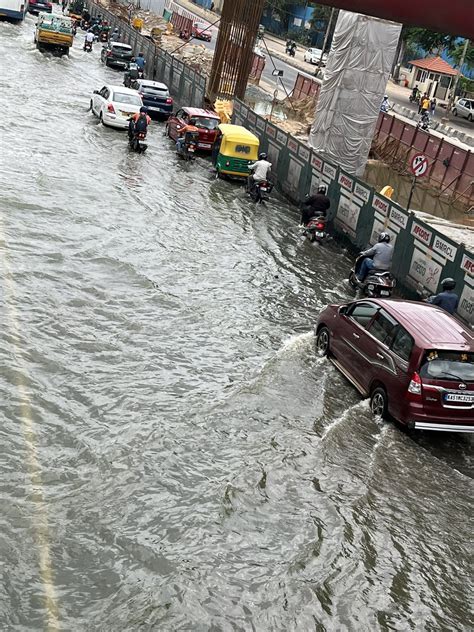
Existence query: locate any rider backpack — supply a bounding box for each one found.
[134,114,147,134]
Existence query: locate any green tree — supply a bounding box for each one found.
[264,0,305,32]
[402,27,456,56]
[451,40,474,69]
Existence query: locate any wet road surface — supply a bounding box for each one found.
[0,16,472,631]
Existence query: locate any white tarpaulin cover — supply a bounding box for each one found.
[309,11,401,177]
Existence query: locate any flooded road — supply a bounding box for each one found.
[0,17,472,631]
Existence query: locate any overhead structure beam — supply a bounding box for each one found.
[314,0,473,38]
[208,0,265,101]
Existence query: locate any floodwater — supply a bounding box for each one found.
[0,16,472,632]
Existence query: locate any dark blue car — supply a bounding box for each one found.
[136,80,173,120]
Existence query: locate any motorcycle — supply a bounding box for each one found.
[409,92,419,104]
[83,39,93,52]
[128,125,147,153]
[348,254,395,298]
[176,131,199,161]
[123,75,140,90]
[302,215,328,243]
[99,30,109,42]
[248,180,272,204]
[417,112,430,131]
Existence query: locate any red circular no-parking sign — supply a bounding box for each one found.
[410,153,429,177]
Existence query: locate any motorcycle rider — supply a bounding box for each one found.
[301,185,330,225]
[110,27,120,42]
[124,58,139,88]
[84,28,94,50]
[247,152,272,193]
[356,232,393,283]
[380,95,390,113]
[129,106,151,142]
[176,117,199,153]
[135,52,146,73]
[427,278,459,314]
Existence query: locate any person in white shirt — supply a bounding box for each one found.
[247,153,272,192]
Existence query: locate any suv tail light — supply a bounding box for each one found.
[106,50,113,56]
[408,372,422,395]
[166,98,173,104]
[316,222,325,230]
[107,103,115,113]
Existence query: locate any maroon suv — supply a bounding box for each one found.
[315,299,473,433]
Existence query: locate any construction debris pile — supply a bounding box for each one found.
[268,95,315,140]
[96,0,214,76]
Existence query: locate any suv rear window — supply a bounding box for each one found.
[420,351,474,382]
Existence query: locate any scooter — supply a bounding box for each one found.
[302,215,328,243]
[248,180,272,204]
[99,30,109,42]
[176,131,199,161]
[409,92,419,104]
[348,254,395,298]
[83,39,93,52]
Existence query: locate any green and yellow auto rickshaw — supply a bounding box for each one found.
[213,124,260,179]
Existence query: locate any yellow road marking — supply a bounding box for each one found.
[0,217,60,631]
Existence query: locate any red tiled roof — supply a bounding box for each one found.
[408,56,459,76]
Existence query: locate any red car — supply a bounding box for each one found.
[315,299,473,433]
[192,22,212,42]
[166,107,220,152]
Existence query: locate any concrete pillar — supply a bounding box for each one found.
[309,11,402,177]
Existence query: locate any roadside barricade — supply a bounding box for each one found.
[233,98,473,327]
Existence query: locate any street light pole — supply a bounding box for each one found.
[442,38,469,121]
[316,7,335,71]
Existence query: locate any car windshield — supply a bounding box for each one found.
[420,351,474,382]
[195,117,219,130]
[113,92,142,106]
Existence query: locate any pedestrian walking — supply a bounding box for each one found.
[210,1,214,10]
[61,0,67,13]
[430,97,437,116]
[420,93,430,115]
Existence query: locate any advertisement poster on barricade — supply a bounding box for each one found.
[310,153,337,197]
[407,222,459,295]
[282,137,307,198]
[457,253,473,326]
[369,195,409,247]
[335,171,371,241]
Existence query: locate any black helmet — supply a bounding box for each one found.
[317,184,327,194]
[441,277,456,291]
[138,52,144,57]
[259,152,267,160]
[140,106,148,113]
[379,232,390,243]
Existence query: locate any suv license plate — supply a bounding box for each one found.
[445,393,474,403]
[380,290,391,296]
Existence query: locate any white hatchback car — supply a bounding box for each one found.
[90,85,143,129]
[304,47,328,65]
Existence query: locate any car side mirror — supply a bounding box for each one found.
[93,90,99,94]
[339,305,348,315]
